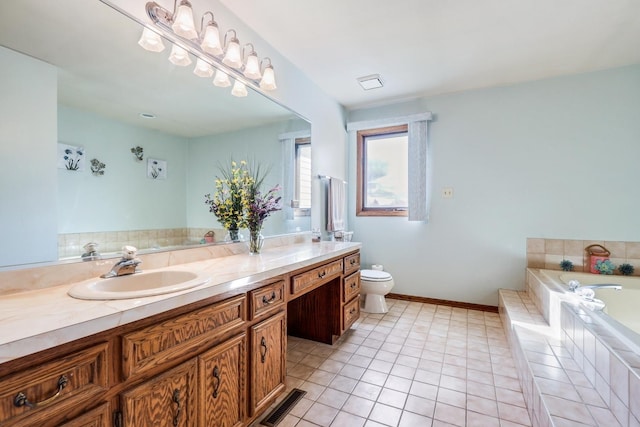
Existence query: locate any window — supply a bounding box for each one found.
[294,137,311,215]
[356,125,409,217]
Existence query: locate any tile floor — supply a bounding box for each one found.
[255,299,533,427]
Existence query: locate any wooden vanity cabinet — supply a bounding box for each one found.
[120,358,197,427]
[249,311,286,416]
[59,402,111,427]
[198,333,246,427]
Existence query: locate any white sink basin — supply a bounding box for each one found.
[68,270,210,300]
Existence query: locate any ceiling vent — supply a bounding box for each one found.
[357,74,384,90]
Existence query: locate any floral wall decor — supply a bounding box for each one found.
[57,143,85,171]
[147,158,167,180]
[90,158,106,176]
[130,146,144,161]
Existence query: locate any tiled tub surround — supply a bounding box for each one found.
[0,236,356,363]
[527,238,640,275]
[500,269,640,426]
[57,227,227,258]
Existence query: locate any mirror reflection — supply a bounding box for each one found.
[0,0,311,268]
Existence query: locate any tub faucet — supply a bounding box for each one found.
[568,280,622,292]
[101,245,141,278]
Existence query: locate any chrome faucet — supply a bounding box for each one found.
[568,280,622,292]
[101,245,142,278]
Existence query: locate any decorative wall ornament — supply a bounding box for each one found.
[147,158,167,180]
[57,143,85,171]
[131,146,144,161]
[90,158,106,176]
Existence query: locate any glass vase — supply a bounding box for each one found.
[226,227,240,242]
[248,227,264,254]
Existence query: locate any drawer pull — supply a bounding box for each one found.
[350,259,357,266]
[262,291,277,304]
[212,366,221,398]
[349,308,357,315]
[172,389,181,427]
[350,282,357,289]
[260,336,268,363]
[318,271,326,279]
[14,375,68,409]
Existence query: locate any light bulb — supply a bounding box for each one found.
[138,27,165,52]
[222,33,242,69]
[243,53,261,79]
[168,44,191,66]
[193,58,213,77]
[213,69,231,87]
[171,0,197,39]
[260,65,277,90]
[200,23,222,56]
[231,80,248,97]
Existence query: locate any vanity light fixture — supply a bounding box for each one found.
[213,69,231,87]
[259,58,277,90]
[231,80,248,97]
[199,12,222,56]
[222,30,242,69]
[171,0,198,39]
[193,57,214,77]
[242,43,262,79]
[140,1,279,97]
[138,27,165,52]
[168,44,191,66]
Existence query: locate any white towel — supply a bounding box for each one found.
[327,177,345,232]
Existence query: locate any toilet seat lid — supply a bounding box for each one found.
[360,269,392,281]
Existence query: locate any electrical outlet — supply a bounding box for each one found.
[442,187,453,198]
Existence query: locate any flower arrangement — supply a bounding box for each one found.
[205,160,252,240]
[594,259,616,275]
[205,160,282,251]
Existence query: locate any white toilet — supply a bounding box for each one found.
[360,269,395,313]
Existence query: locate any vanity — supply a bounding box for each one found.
[0,242,361,426]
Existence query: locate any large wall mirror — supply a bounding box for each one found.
[0,0,311,268]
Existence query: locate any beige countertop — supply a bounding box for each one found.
[0,241,361,364]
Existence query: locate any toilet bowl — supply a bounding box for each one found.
[360,269,395,313]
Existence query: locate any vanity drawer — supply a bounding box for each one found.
[122,295,246,379]
[0,343,108,426]
[343,271,361,303]
[342,297,360,332]
[291,259,343,296]
[250,280,285,319]
[344,252,360,275]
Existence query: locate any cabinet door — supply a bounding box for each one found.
[121,359,196,427]
[59,402,110,427]
[199,334,246,427]
[250,311,286,415]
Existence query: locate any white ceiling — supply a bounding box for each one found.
[221,0,640,109]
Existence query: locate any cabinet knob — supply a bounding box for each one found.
[260,336,268,363]
[172,389,181,426]
[262,291,277,304]
[318,271,326,279]
[212,366,221,398]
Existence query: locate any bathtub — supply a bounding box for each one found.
[538,269,640,353]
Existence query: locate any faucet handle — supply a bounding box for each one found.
[122,245,138,260]
[568,279,581,292]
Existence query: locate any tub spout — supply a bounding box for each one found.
[580,284,622,291]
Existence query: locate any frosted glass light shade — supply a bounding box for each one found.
[213,69,231,87]
[200,24,222,56]
[260,65,277,90]
[222,40,242,69]
[243,53,261,79]
[193,58,214,77]
[171,1,198,39]
[231,80,248,97]
[168,44,191,66]
[138,28,165,52]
